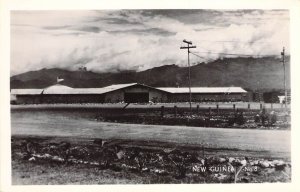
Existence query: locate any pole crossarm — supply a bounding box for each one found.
[180,46,197,49]
[183,39,192,44]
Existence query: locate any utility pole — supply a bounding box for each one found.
[281,47,287,109]
[180,39,196,113]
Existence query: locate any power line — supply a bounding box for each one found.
[192,47,276,57]
[189,51,206,59]
[194,40,270,44]
[189,51,279,67]
[201,51,259,57]
[190,51,277,57]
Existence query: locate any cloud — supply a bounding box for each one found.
[109,28,176,36]
[11,10,289,75]
[76,26,102,33]
[43,25,71,30]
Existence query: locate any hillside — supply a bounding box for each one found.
[10,57,290,91]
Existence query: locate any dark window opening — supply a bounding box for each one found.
[124,92,149,103]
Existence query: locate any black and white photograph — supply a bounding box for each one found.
[1,1,299,189]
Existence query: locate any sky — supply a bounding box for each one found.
[11,9,289,75]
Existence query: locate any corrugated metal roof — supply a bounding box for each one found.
[43,84,73,94]
[11,83,246,95]
[11,83,139,95]
[66,88,111,94]
[52,83,138,94]
[156,87,247,93]
[11,89,43,95]
[102,83,138,90]
[65,83,138,95]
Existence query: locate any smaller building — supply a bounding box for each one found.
[157,87,247,102]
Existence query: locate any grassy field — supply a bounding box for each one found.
[11,102,291,130]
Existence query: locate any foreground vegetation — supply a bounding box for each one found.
[12,136,291,184]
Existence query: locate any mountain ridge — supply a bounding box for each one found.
[10,57,290,91]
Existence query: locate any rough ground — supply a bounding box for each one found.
[11,135,291,184]
[11,104,291,184]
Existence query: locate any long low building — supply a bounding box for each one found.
[11,83,247,104]
[157,87,247,102]
[11,83,169,104]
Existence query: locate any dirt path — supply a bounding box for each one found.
[12,110,290,158]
